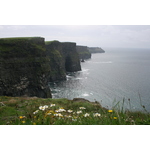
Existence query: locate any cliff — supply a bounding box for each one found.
[62,42,81,72]
[45,41,81,76]
[0,37,52,98]
[76,45,91,60]
[0,38,81,98]
[88,47,105,53]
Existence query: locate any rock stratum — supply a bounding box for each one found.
[0,37,81,98]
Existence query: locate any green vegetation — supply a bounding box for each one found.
[45,40,59,45]
[0,96,150,125]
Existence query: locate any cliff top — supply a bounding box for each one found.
[0,37,42,40]
[45,40,60,45]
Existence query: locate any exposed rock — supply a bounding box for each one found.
[45,40,66,81]
[0,37,52,98]
[62,42,81,72]
[45,41,81,79]
[76,45,91,60]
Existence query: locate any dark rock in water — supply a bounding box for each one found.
[0,37,52,98]
[76,45,91,60]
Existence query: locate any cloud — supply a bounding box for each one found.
[0,25,150,48]
[0,25,4,30]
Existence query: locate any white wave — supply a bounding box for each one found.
[82,93,89,96]
[66,75,73,78]
[82,68,89,72]
[75,78,83,80]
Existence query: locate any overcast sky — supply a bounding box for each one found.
[0,25,150,49]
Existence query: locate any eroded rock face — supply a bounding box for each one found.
[62,42,81,72]
[45,41,66,81]
[45,41,81,80]
[0,37,52,98]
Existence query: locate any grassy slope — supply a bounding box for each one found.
[0,96,150,125]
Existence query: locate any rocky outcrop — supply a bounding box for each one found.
[0,37,52,98]
[45,41,81,78]
[88,47,105,53]
[76,45,91,60]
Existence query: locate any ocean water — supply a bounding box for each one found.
[49,47,150,112]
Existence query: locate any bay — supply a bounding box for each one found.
[49,47,150,112]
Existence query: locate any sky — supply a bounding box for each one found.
[0,25,150,49]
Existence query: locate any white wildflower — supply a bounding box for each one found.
[79,107,86,110]
[44,105,49,109]
[93,113,101,117]
[39,105,48,111]
[39,106,45,111]
[55,108,66,112]
[33,110,39,114]
[65,115,72,118]
[84,113,90,117]
[50,104,55,107]
[54,113,63,117]
[77,110,82,114]
[67,109,73,113]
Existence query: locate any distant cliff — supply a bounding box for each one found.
[88,47,105,53]
[76,45,91,60]
[0,37,52,98]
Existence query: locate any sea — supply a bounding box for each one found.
[49,47,150,112]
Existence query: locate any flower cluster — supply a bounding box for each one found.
[84,113,90,117]
[79,107,86,110]
[39,105,49,111]
[29,103,107,125]
[19,116,26,124]
[55,107,66,113]
[93,113,101,117]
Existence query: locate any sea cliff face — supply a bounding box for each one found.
[62,42,81,72]
[45,41,81,77]
[76,45,91,60]
[45,41,66,81]
[0,37,52,98]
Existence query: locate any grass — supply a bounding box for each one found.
[0,96,150,125]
